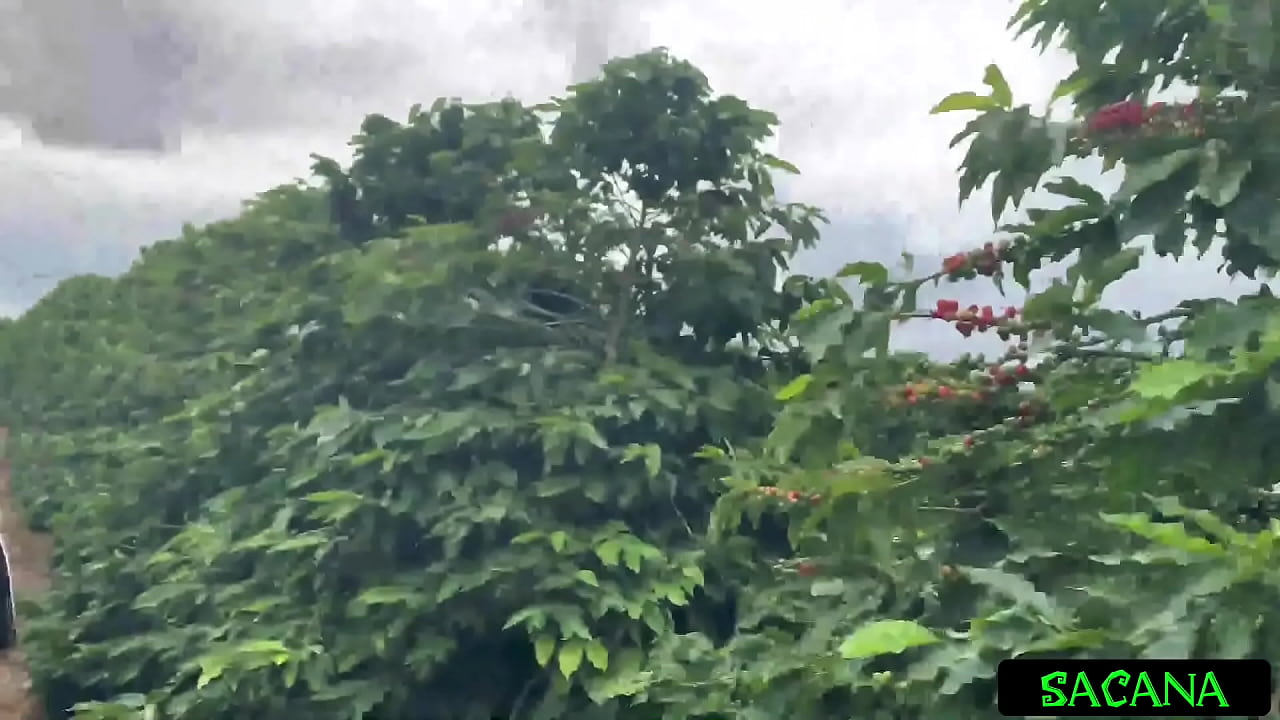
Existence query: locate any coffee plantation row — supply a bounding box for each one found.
[0,1,1277,718]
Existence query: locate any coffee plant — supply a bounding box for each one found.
[0,1,1276,719]
[2,50,826,720]
[697,1,1280,717]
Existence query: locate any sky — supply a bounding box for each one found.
[0,0,1264,354]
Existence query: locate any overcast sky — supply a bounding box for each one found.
[0,0,1262,354]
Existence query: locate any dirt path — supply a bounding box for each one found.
[0,428,51,720]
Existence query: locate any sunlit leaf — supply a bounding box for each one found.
[982,64,1014,108]
[931,92,1000,115]
[838,620,939,659]
[775,374,813,401]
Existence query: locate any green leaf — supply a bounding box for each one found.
[939,654,995,695]
[1159,500,1244,546]
[1080,247,1142,305]
[843,311,892,358]
[585,639,609,671]
[1044,176,1106,209]
[574,569,600,587]
[302,490,364,505]
[765,406,814,461]
[930,92,999,115]
[982,64,1013,108]
[1117,149,1199,200]
[534,634,557,666]
[503,607,547,631]
[681,565,705,586]
[195,653,228,689]
[558,639,585,678]
[1129,360,1226,400]
[798,303,857,362]
[1021,282,1075,323]
[570,420,608,449]
[838,619,939,659]
[268,532,329,553]
[1124,174,1196,248]
[1202,0,1232,28]
[1209,0,1276,69]
[354,586,419,607]
[236,639,291,656]
[836,261,889,285]
[964,567,1067,627]
[621,443,662,479]
[1018,630,1109,655]
[774,374,813,401]
[594,539,622,566]
[1212,611,1257,658]
[132,582,201,610]
[1182,296,1280,357]
[1083,309,1148,343]
[1101,513,1227,555]
[549,531,569,553]
[586,656,651,700]
[535,476,579,498]
[1049,74,1092,103]
[641,604,666,634]
[622,542,658,574]
[827,458,896,497]
[1195,140,1252,207]
[761,154,801,175]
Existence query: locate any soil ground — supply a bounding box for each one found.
[0,428,51,720]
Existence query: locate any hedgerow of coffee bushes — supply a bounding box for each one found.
[2,1,1279,718]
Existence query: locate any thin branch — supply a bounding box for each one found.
[604,203,648,363]
[1053,346,1160,361]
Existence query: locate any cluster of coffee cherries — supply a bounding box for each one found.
[895,364,1031,406]
[964,396,1043,444]
[772,557,824,577]
[982,361,1031,387]
[899,382,985,405]
[1087,100,1165,133]
[1012,397,1041,425]
[894,363,1046,468]
[1084,100,1202,139]
[752,485,822,505]
[931,299,1021,338]
[941,241,1009,280]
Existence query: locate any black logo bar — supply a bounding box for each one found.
[997,658,1273,717]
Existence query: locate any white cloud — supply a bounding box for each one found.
[2,0,1069,250]
[646,0,1075,253]
[0,0,1262,324]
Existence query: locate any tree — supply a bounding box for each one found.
[10,50,824,720]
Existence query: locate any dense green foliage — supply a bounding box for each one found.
[1,1,1279,718]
